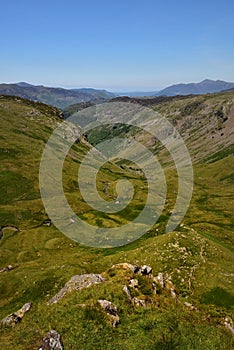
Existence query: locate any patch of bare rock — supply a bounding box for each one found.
[98,300,120,327]
[38,330,64,350]
[48,274,104,304]
[1,302,32,326]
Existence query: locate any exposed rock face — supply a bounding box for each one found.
[98,300,120,327]
[1,302,32,326]
[38,330,64,350]
[48,274,104,304]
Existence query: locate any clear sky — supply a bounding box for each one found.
[1,0,234,91]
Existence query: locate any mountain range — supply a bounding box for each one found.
[155,79,234,96]
[1,79,234,108]
[118,79,234,97]
[0,82,115,109]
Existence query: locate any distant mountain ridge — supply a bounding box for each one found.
[117,79,234,97]
[155,79,234,96]
[1,79,234,107]
[0,82,115,109]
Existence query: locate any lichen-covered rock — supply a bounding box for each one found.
[1,302,32,326]
[38,330,64,350]
[48,274,103,304]
[98,299,120,327]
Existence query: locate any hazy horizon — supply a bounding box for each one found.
[2,77,234,94]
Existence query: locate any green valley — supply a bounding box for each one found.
[0,92,233,349]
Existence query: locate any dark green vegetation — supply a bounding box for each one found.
[0,93,233,349]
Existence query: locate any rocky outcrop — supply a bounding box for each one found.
[1,302,32,326]
[98,300,120,327]
[110,263,152,275]
[48,274,104,304]
[38,330,64,350]
[120,264,179,309]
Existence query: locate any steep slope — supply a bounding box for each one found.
[66,91,234,249]
[73,91,234,164]
[0,95,233,349]
[0,83,115,109]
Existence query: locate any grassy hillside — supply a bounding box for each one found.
[0,94,233,349]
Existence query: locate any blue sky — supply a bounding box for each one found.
[0,0,234,91]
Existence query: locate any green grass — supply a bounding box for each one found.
[0,94,233,349]
[201,287,234,308]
